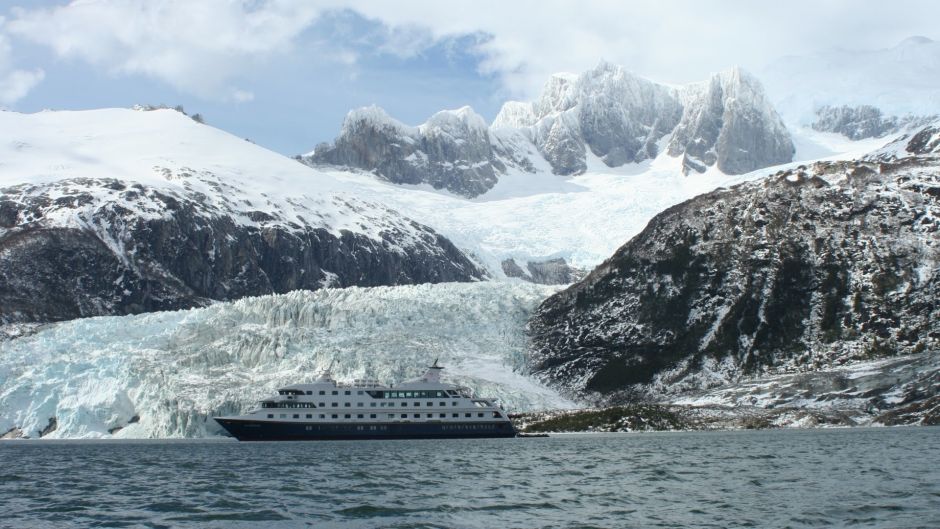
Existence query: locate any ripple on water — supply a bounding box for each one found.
[0,429,938,528]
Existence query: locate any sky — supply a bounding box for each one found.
[1,0,938,155]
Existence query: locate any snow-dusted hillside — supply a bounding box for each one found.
[0,108,486,323]
[528,124,940,408]
[0,282,576,439]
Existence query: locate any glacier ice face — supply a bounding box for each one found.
[0,282,576,439]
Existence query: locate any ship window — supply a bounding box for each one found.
[344,390,351,395]
[357,414,364,419]
[439,402,446,406]
[370,414,376,418]
[306,414,312,419]
[405,392,413,398]
[401,414,408,418]
[357,390,364,395]
[465,413,471,418]
[439,413,446,418]
[331,390,338,395]
[280,414,287,418]
[267,414,274,418]
[357,403,363,407]
[493,412,502,418]
[370,402,376,407]
[331,414,338,419]
[414,414,420,418]
[425,402,432,407]
[331,403,338,407]
[478,413,484,417]
[319,402,325,407]
[452,413,459,418]
[414,402,420,407]
[306,391,312,395]
[344,414,351,419]
[292,414,299,419]
[388,414,395,419]
[344,402,351,407]
[319,414,325,419]
[426,413,433,418]
[319,390,325,395]
[400,402,407,407]
[452,402,458,406]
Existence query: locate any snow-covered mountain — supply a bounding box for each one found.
[304,63,794,197]
[811,104,937,140]
[0,282,575,439]
[528,123,940,411]
[303,105,537,198]
[0,108,486,324]
[666,68,794,174]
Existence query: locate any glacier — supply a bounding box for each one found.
[0,282,577,439]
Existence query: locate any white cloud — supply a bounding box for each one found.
[0,19,43,105]
[7,0,324,99]
[340,0,940,99]
[231,89,254,103]
[5,0,940,105]
[0,66,44,105]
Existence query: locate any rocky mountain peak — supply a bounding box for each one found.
[306,64,795,196]
[668,67,794,174]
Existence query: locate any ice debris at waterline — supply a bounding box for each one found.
[0,282,576,439]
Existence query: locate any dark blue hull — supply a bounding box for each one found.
[214,418,517,441]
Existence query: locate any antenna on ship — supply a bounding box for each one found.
[423,357,443,383]
[317,359,336,382]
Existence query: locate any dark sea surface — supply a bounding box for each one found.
[1,427,939,528]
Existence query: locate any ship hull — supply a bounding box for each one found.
[214,418,517,441]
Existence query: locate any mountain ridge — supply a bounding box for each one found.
[304,63,795,197]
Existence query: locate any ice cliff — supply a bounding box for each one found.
[0,282,575,439]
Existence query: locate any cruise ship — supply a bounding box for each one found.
[214,361,517,440]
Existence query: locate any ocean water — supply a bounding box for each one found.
[1,428,938,528]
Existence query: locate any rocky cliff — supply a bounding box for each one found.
[302,106,535,198]
[0,176,486,324]
[667,68,794,174]
[527,125,939,405]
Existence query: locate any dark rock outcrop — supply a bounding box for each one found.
[528,132,940,403]
[811,105,936,140]
[1,426,24,439]
[501,257,584,285]
[0,177,487,324]
[39,417,57,437]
